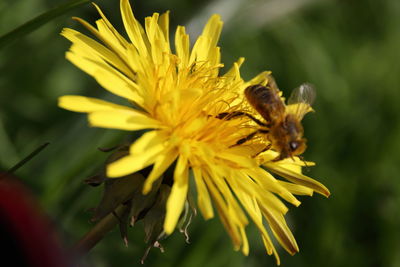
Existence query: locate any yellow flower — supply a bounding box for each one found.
[58,0,329,264]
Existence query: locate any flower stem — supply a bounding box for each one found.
[74,204,128,254]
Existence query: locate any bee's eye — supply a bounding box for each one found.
[289,141,298,151]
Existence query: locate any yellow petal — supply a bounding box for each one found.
[217,152,257,169]
[89,2,129,59]
[164,156,189,234]
[233,192,280,265]
[261,206,299,256]
[192,167,214,219]
[210,168,248,225]
[145,13,171,65]
[246,168,301,206]
[203,172,242,247]
[238,193,280,263]
[58,95,131,113]
[265,163,330,197]
[88,110,160,130]
[278,156,316,167]
[129,130,164,155]
[286,103,314,116]
[159,11,170,47]
[61,28,133,78]
[145,14,161,64]
[92,2,129,48]
[106,142,163,177]
[92,67,142,105]
[71,16,125,61]
[95,19,128,59]
[234,171,289,215]
[278,181,314,196]
[175,26,189,68]
[222,59,245,96]
[143,147,178,194]
[65,52,143,105]
[246,168,285,195]
[262,235,281,265]
[66,51,96,75]
[201,14,223,51]
[120,0,149,57]
[223,57,245,78]
[240,227,249,256]
[236,193,274,253]
[244,71,271,88]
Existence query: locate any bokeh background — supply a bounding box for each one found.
[1,0,400,266]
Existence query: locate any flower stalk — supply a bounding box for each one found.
[74,204,128,254]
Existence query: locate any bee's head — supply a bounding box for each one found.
[288,139,306,156]
[271,138,307,162]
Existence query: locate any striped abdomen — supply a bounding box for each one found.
[244,84,285,123]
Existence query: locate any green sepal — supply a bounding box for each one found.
[91,173,145,222]
[128,175,163,226]
[139,184,171,263]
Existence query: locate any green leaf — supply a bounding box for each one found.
[0,0,91,49]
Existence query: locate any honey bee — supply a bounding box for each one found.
[217,75,315,161]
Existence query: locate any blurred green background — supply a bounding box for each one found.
[1,0,400,266]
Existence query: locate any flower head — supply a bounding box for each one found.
[59,0,329,263]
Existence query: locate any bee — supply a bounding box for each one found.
[217,75,316,161]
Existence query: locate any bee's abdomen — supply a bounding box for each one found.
[245,85,271,102]
[245,84,285,122]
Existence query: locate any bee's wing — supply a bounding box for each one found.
[266,74,280,93]
[288,83,316,105]
[286,83,316,120]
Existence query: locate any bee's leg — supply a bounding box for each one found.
[252,143,272,157]
[229,131,258,147]
[230,129,269,148]
[298,156,310,172]
[216,111,269,127]
[216,111,245,120]
[272,154,286,162]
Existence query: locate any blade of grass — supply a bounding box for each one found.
[0,0,91,49]
[6,142,50,175]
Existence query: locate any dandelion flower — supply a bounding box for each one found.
[58,0,329,263]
